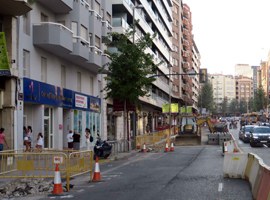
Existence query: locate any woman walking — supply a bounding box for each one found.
[0,128,9,151]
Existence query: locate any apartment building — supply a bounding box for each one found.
[0,0,32,149]
[111,0,174,137]
[1,0,112,150]
[235,75,254,112]
[211,74,236,112]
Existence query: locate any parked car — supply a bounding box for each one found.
[249,126,270,147]
[239,125,256,143]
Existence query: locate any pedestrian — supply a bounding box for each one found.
[24,126,32,152]
[35,132,44,152]
[66,130,74,150]
[0,128,9,151]
[73,131,81,150]
[85,128,90,150]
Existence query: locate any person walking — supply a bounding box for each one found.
[0,128,9,151]
[73,131,81,151]
[35,132,44,152]
[24,126,32,152]
[67,130,74,150]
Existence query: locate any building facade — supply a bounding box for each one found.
[1,0,112,150]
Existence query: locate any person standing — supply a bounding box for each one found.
[24,126,32,152]
[73,131,81,150]
[0,128,9,151]
[66,130,74,150]
[85,128,90,150]
[35,132,44,152]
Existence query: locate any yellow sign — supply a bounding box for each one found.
[162,103,179,113]
[0,32,11,75]
[180,106,192,114]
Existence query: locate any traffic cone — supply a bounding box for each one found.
[164,143,169,152]
[92,156,101,182]
[142,143,147,153]
[52,164,63,195]
[170,142,174,152]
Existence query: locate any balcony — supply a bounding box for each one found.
[86,46,102,72]
[35,0,72,14]
[70,36,90,62]
[33,22,73,56]
[0,0,32,16]
[102,20,112,36]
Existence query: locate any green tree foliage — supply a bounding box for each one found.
[228,99,239,114]
[221,97,228,115]
[102,30,158,104]
[253,87,267,111]
[198,82,214,113]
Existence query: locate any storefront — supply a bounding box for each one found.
[23,78,101,149]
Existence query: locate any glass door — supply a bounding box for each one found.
[44,107,53,148]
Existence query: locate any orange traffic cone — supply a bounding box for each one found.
[52,164,63,195]
[92,156,101,182]
[164,143,169,152]
[170,142,174,152]
[142,143,147,153]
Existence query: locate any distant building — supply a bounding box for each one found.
[210,74,236,112]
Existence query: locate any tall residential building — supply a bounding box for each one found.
[235,64,253,79]
[1,0,112,150]
[235,75,254,107]
[210,74,236,112]
[0,0,32,149]
[112,0,174,137]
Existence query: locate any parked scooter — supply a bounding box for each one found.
[93,139,112,160]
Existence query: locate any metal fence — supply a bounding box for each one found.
[0,149,93,191]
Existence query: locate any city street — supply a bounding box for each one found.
[32,144,253,200]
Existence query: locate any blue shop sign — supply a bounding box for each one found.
[23,78,100,112]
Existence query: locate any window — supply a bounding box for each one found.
[23,50,30,77]
[41,57,47,82]
[90,76,94,95]
[80,25,88,42]
[106,12,111,24]
[41,13,48,22]
[61,65,66,88]
[71,21,78,36]
[77,72,81,92]
[95,35,100,48]
[94,0,100,15]
[23,13,30,35]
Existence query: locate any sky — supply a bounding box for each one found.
[183,0,270,75]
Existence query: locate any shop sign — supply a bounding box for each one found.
[75,94,87,109]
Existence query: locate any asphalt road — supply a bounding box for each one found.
[35,145,253,200]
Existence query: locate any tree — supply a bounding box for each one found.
[198,82,214,114]
[221,97,228,116]
[228,99,239,115]
[253,87,267,112]
[102,28,159,150]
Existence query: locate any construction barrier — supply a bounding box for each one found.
[0,149,93,192]
[135,127,176,150]
[224,152,270,200]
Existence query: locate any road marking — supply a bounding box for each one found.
[77,189,84,193]
[218,183,223,192]
[60,195,74,198]
[263,144,268,148]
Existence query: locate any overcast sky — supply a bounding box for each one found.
[183,0,270,75]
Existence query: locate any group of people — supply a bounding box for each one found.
[67,128,96,150]
[23,126,44,152]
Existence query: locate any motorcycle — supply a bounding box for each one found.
[93,139,112,160]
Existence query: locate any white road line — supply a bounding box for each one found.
[218,183,223,192]
[77,189,85,193]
